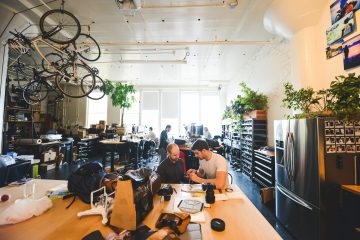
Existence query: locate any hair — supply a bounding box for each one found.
[167,143,179,153]
[165,125,171,129]
[149,127,153,131]
[191,139,209,151]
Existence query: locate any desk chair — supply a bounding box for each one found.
[75,141,89,164]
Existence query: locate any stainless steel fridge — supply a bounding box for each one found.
[274,118,359,240]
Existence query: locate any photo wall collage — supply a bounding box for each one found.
[326,0,360,70]
[325,120,360,153]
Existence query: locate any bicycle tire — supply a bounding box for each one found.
[86,74,106,100]
[75,33,101,62]
[56,63,95,98]
[23,80,49,103]
[39,9,81,44]
[41,52,67,74]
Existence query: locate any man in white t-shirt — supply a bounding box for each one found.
[187,139,228,189]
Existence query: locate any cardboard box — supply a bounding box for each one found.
[78,129,87,138]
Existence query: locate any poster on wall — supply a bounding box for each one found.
[342,34,360,69]
[326,39,344,59]
[330,0,360,24]
[326,12,355,45]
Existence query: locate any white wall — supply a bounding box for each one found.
[225,39,292,146]
[316,0,360,87]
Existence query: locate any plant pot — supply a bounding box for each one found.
[116,127,126,136]
[244,110,267,120]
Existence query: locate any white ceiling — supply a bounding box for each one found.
[0,0,276,87]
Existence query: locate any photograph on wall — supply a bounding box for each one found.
[330,0,360,24]
[342,34,360,69]
[326,12,355,45]
[326,39,344,59]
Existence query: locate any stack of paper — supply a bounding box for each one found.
[174,197,206,223]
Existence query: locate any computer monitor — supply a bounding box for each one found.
[196,124,203,136]
[1,161,31,187]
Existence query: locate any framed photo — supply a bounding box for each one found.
[325,120,335,128]
[356,137,360,144]
[345,137,355,144]
[343,33,360,70]
[326,39,344,59]
[337,145,346,152]
[336,137,345,144]
[326,145,336,153]
[335,128,345,135]
[355,128,360,136]
[330,0,360,24]
[325,128,335,135]
[345,128,354,135]
[327,12,355,45]
[356,145,360,152]
[346,145,355,152]
[344,121,354,128]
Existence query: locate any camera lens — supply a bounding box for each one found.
[164,195,171,201]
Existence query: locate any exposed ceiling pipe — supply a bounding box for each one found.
[94,59,187,64]
[96,40,272,46]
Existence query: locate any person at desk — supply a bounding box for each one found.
[203,127,212,139]
[145,127,158,144]
[159,125,171,162]
[187,139,228,189]
[156,143,185,183]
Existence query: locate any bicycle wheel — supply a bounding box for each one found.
[86,74,106,100]
[41,52,67,74]
[23,80,49,103]
[74,33,101,62]
[56,63,95,98]
[39,9,81,44]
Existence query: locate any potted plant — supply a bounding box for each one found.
[281,82,324,118]
[231,82,268,121]
[326,73,360,119]
[103,80,136,136]
[281,73,360,119]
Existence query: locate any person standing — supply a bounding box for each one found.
[156,144,185,183]
[159,125,171,162]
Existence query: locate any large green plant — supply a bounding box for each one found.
[281,73,360,119]
[326,73,360,119]
[103,80,136,126]
[281,82,323,115]
[231,82,268,120]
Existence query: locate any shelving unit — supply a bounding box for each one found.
[253,149,275,187]
[240,119,267,178]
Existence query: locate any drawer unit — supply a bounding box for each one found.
[253,150,275,187]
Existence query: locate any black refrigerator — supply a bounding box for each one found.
[274,118,359,240]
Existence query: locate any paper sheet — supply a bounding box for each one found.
[47,183,68,193]
[181,184,205,193]
[174,197,206,223]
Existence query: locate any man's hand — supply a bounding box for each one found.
[186,169,196,176]
[188,172,201,183]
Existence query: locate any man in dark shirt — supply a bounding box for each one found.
[157,143,185,183]
[159,125,171,162]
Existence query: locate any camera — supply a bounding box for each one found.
[157,184,174,201]
[202,183,216,204]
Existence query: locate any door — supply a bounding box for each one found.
[289,118,320,206]
[276,184,320,240]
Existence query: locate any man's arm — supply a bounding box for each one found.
[189,171,227,189]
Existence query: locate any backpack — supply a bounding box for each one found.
[67,161,105,204]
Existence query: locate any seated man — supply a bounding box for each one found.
[187,139,228,189]
[156,143,185,183]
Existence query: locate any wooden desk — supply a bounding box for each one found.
[0,179,113,240]
[342,185,360,196]
[99,140,125,171]
[0,181,281,240]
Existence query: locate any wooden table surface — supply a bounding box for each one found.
[0,180,281,240]
[99,139,125,145]
[342,185,360,196]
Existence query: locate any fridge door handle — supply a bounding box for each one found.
[277,185,313,210]
[284,133,291,180]
[289,132,296,181]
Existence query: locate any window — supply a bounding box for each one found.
[201,92,221,135]
[123,92,140,132]
[141,91,160,133]
[87,94,107,127]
